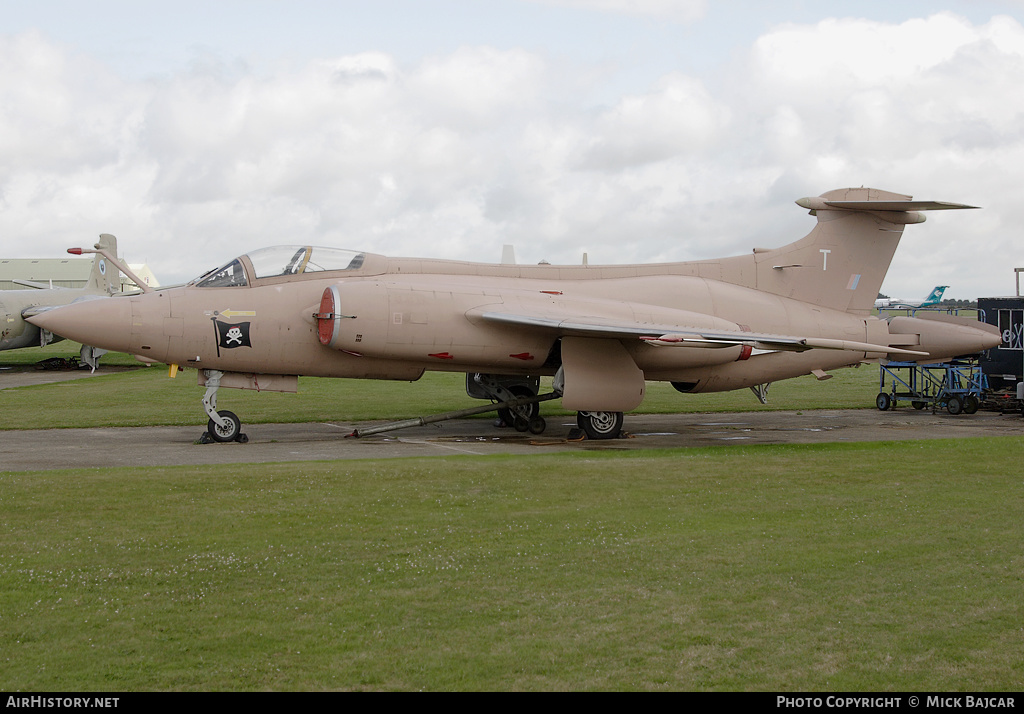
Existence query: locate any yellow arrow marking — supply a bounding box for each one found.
[219,309,256,318]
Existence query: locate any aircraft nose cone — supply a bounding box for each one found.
[26,296,134,353]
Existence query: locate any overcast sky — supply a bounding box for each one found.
[2,0,1024,300]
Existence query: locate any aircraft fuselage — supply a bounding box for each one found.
[38,265,906,394]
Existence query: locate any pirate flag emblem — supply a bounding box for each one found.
[214,319,252,355]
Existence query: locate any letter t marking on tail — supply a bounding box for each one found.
[820,249,831,270]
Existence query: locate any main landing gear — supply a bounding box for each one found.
[468,373,625,439]
[466,372,618,440]
[551,369,625,440]
[198,370,248,443]
[575,411,625,440]
[468,374,547,434]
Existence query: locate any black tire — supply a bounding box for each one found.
[528,416,546,435]
[963,395,979,414]
[576,411,624,440]
[497,385,539,427]
[946,396,963,416]
[208,410,241,442]
[912,401,926,410]
[876,393,892,411]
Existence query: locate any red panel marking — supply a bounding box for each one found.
[428,352,455,360]
[540,290,563,295]
[736,324,752,360]
[509,352,534,360]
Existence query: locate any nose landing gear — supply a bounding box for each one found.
[198,370,249,444]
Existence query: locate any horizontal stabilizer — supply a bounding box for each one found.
[821,200,978,211]
[23,293,111,320]
[12,279,59,290]
[796,197,978,212]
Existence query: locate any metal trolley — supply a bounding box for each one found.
[876,358,988,415]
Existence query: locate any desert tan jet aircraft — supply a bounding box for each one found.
[28,188,1001,441]
[1,234,123,368]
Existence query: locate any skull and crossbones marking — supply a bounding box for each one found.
[225,326,244,345]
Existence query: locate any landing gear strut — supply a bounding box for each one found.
[468,374,546,434]
[199,370,248,443]
[349,391,559,438]
[499,385,546,434]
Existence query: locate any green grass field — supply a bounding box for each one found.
[2,441,1022,691]
[1,342,1021,691]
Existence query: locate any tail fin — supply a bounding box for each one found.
[83,234,121,294]
[750,188,975,315]
[922,285,948,306]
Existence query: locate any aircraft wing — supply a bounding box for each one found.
[21,294,111,319]
[476,310,928,358]
[12,279,59,290]
[20,305,53,318]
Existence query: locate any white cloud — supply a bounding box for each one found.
[576,73,730,169]
[0,32,146,176]
[2,9,1024,301]
[523,0,707,24]
[751,13,978,85]
[410,46,547,129]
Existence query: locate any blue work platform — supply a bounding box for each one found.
[876,358,988,415]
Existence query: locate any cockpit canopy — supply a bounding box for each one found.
[193,246,366,287]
